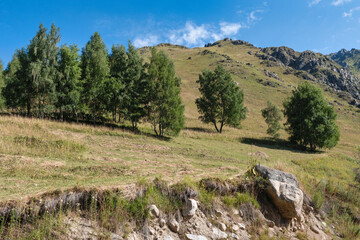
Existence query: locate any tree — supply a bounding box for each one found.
[3,49,33,114]
[80,32,109,124]
[147,48,185,136]
[196,65,246,133]
[56,44,81,121]
[0,59,4,109]
[283,82,340,151]
[107,44,127,121]
[27,23,60,118]
[261,101,282,138]
[123,41,148,129]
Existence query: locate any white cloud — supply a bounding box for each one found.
[220,22,242,36]
[332,0,351,6]
[169,21,210,46]
[133,35,159,48]
[343,6,360,17]
[167,21,242,47]
[248,10,264,23]
[309,0,321,7]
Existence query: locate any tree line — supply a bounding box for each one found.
[0,24,184,136]
[0,23,339,150]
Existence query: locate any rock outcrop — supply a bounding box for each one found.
[255,165,303,219]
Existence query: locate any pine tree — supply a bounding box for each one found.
[80,32,109,124]
[283,82,340,151]
[196,65,246,133]
[261,101,282,138]
[56,44,81,121]
[147,48,185,136]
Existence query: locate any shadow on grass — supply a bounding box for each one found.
[184,127,215,133]
[239,137,322,154]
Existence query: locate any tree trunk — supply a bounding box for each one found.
[213,121,220,133]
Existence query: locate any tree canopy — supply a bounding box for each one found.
[261,101,282,138]
[196,65,246,133]
[283,82,340,151]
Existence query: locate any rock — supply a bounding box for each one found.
[183,198,198,218]
[149,205,160,218]
[168,218,180,233]
[212,227,228,240]
[185,234,208,240]
[232,224,239,231]
[255,165,304,218]
[164,236,174,240]
[232,209,239,215]
[238,223,246,230]
[219,222,226,231]
[310,225,320,234]
[230,233,240,240]
[215,209,223,218]
[321,221,327,227]
[266,220,275,228]
[159,219,166,228]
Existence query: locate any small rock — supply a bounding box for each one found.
[148,227,155,235]
[207,222,212,228]
[238,223,246,230]
[183,199,198,218]
[185,234,208,240]
[215,209,223,218]
[219,222,226,231]
[321,221,327,227]
[239,210,243,217]
[230,233,240,240]
[164,236,174,240]
[212,227,228,240]
[168,218,180,233]
[232,224,239,231]
[232,209,239,215]
[266,220,275,228]
[149,205,160,218]
[159,219,166,228]
[310,225,320,234]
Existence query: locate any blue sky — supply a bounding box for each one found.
[1,0,360,66]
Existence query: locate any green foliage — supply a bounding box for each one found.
[56,44,81,120]
[222,192,259,209]
[312,191,325,210]
[80,32,109,123]
[196,65,246,133]
[283,82,340,151]
[123,41,149,130]
[147,48,185,136]
[0,59,4,110]
[261,101,282,138]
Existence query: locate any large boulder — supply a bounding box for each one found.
[255,165,303,219]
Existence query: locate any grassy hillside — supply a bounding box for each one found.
[0,39,359,205]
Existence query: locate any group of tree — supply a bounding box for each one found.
[0,23,340,148]
[0,23,184,136]
[260,82,339,151]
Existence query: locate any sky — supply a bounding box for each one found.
[1,0,360,66]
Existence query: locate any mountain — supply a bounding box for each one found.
[329,48,360,81]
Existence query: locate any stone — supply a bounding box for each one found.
[159,219,166,228]
[185,234,208,240]
[183,198,198,218]
[212,227,228,240]
[266,220,275,228]
[232,224,239,231]
[215,209,223,218]
[232,209,239,215]
[230,233,240,240]
[255,165,304,218]
[164,236,174,240]
[149,205,160,218]
[168,218,180,233]
[219,222,226,231]
[310,225,320,234]
[238,223,246,230]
